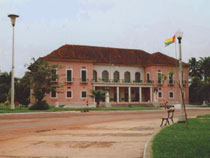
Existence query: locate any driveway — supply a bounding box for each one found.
[0,109,210,158]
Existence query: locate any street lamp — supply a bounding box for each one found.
[8,14,19,109]
[176,31,186,122]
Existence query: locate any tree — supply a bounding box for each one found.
[189,57,210,104]
[25,58,60,110]
[90,89,105,107]
[199,57,210,81]
[189,57,202,79]
[189,77,204,104]
[15,75,30,106]
[0,71,10,103]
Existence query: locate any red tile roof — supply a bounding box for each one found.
[146,52,188,67]
[43,45,188,67]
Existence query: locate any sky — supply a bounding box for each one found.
[0,0,210,77]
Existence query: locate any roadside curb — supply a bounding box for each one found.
[143,127,162,158]
[0,110,162,115]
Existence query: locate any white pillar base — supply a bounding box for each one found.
[178,114,186,122]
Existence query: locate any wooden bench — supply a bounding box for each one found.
[160,102,174,109]
[160,109,175,127]
[81,109,89,112]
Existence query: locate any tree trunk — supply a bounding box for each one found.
[96,100,100,108]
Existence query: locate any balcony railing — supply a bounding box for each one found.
[66,78,74,84]
[92,79,154,84]
[80,78,89,84]
[92,78,187,86]
[168,80,175,86]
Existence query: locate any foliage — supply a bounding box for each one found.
[0,71,29,105]
[29,100,49,110]
[157,73,167,84]
[0,71,11,103]
[152,115,210,158]
[26,58,60,103]
[189,57,210,104]
[89,89,106,107]
[189,57,202,79]
[168,68,174,76]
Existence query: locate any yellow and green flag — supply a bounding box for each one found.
[165,35,175,47]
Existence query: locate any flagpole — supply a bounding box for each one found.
[175,37,177,60]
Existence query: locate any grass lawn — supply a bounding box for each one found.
[152,115,210,158]
[0,105,160,113]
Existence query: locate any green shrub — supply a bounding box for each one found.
[29,100,49,110]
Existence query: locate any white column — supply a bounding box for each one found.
[128,87,131,103]
[139,87,142,103]
[105,91,110,103]
[117,87,119,103]
[150,87,153,102]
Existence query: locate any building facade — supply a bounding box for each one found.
[40,45,189,107]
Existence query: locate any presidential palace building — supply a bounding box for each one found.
[39,44,189,107]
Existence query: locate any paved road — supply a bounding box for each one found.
[0,109,210,141]
[0,109,210,158]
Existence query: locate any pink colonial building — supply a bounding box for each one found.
[41,44,189,107]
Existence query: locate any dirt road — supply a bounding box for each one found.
[0,109,210,158]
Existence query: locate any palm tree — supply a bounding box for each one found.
[90,89,105,107]
[189,57,202,79]
[199,57,210,81]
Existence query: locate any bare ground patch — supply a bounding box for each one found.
[32,141,115,148]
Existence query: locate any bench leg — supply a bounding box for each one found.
[164,119,170,126]
[160,119,164,127]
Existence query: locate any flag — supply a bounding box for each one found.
[164,35,175,47]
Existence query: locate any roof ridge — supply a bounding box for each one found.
[43,45,188,67]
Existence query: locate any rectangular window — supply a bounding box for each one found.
[81,91,87,98]
[66,90,72,98]
[67,69,72,82]
[158,72,162,84]
[146,73,150,82]
[169,92,174,98]
[169,73,174,84]
[81,69,87,82]
[51,89,57,98]
[158,91,162,98]
[51,69,57,82]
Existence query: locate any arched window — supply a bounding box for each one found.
[135,72,141,83]
[114,71,119,82]
[124,71,130,83]
[93,70,97,82]
[102,70,109,82]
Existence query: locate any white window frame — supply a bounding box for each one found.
[81,90,87,99]
[158,91,163,99]
[81,68,87,82]
[168,72,174,84]
[51,68,58,82]
[157,71,162,84]
[146,72,150,82]
[66,68,73,83]
[93,70,97,82]
[66,90,73,99]
[169,91,174,99]
[50,89,57,99]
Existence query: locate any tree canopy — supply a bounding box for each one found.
[26,58,60,104]
[189,57,210,104]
